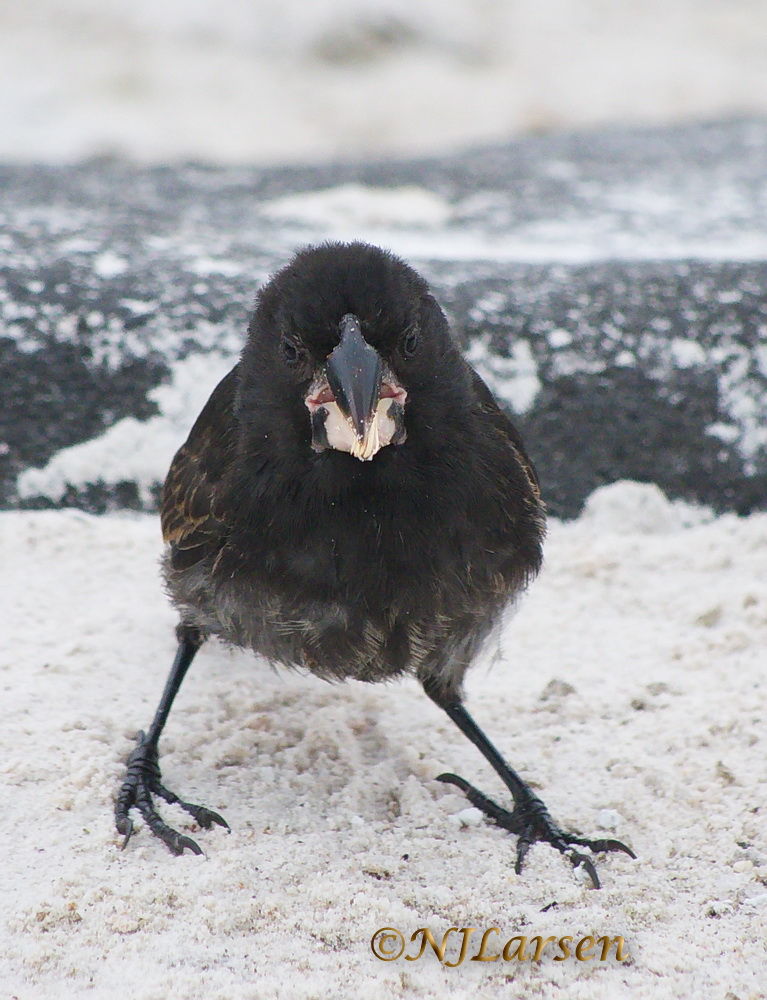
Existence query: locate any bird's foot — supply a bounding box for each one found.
[437,772,635,889]
[115,731,230,856]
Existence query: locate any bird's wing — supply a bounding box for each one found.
[161,364,240,571]
[469,366,541,500]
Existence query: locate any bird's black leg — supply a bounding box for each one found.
[115,626,230,856]
[423,679,635,888]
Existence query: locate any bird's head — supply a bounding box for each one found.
[239,242,467,463]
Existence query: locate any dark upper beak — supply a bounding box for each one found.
[325,314,383,440]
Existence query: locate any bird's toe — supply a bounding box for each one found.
[115,733,227,856]
[437,771,635,889]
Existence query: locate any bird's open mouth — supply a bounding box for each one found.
[306,379,405,410]
[306,375,407,460]
[305,314,407,460]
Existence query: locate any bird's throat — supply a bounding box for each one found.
[310,396,406,460]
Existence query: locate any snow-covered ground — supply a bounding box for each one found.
[3,4,767,996]
[2,482,766,998]
[3,0,767,163]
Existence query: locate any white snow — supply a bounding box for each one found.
[2,481,766,997]
[17,354,235,506]
[548,329,573,349]
[3,0,767,164]
[714,344,767,473]
[669,339,707,369]
[93,252,129,279]
[579,481,714,533]
[464,334,542,415]
[260,185,453,229]
[261,188,767,264]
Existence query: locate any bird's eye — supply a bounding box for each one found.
[402,328,420,358]
[281,338,301,366]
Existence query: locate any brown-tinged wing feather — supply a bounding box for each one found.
[469,366,541,500]
[161,364,240,571]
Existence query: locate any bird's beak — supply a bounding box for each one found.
[305,314,407,461]
[325,314,383,446]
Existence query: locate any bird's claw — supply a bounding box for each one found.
[115,731,230,856]
[436,771,635,889]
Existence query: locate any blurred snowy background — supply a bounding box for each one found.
[3,0,767,164]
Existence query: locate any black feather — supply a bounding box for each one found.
[117,242,632,883]
[161,242,544,695]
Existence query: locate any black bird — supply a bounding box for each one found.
[115,241,634,887]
